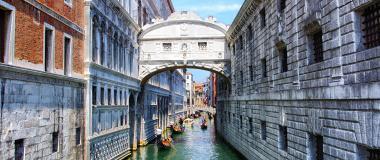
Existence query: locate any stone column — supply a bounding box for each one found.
[96,82,101,105]
[132,93,139,150]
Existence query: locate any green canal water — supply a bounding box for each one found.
[128,118,245,160]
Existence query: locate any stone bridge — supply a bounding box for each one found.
[139,11,231,84]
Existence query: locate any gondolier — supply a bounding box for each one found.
[156,127,162,143]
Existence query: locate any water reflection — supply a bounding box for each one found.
[128,117,245,160]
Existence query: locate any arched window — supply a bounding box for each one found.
[92,16,98,62]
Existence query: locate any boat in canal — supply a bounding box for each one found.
[158,138,172,149]
[201,121,207,129]
[158,128,173,149]
[172,124,185,134]
[183,118,194,128]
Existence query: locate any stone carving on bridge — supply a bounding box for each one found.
[139,11,231,83]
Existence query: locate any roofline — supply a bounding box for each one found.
[226,0,261,42]
[167,0,175,13]
[140,20,227,39]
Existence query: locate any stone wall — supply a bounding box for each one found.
[0,65,84,160]
[218,0,380,159]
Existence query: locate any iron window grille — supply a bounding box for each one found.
[367,149,380,159]
[261,121,267,140]
[362,2,380,49]
[198,42,207,51]
[261,58,268,78]
[249,65,254,81]
[162,43,172,51]
[260,8,266,28]
[312,30,324,63]
[280,47,288,72]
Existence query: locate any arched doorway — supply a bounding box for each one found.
[128,92,136,149]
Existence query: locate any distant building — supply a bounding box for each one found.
[185,72,195,112]
[194,83,206,108]
[206,73,217,108]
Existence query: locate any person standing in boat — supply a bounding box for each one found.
[179,117,184,126]
[156,127,162,143]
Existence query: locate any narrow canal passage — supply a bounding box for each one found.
[128,116,245,160]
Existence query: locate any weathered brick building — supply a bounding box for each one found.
[0,0,85,159]
[217,0,380,159]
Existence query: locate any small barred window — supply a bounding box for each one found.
[311,30,324,64]
[260,8,266,28]
[361,2,380,49]
[198,42,207,51]
[162,43,172,51]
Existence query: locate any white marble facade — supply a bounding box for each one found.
[139,11,231,82]
[84,0,141,159]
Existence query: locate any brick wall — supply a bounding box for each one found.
[4,0,84,74]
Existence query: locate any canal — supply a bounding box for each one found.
[128,116,245,160]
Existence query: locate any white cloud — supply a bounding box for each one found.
[180,3,241,14]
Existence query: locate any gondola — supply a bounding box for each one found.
[201,122,207,129]
[158,128,173,149]
[158,138,172,149]
[172,125,185,134]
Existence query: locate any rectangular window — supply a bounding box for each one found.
[114,90,117,105]
[120,111,124,125]
[249,66,254,81]
[308,133,323,160]
[240,71,244,85]
[92,85,97,105]
[120,90,123,105]
[100,87,105,105]
[52,131,59,152]
[44,24,54,72]
[129,51,133,74]
[249,117,253,133]
[240,115,243,129]
[14,139,24,160]
[261,58,267,78]
[260,8,266,28]
[361,2,380,49]
[261,121,267,140]
[0,7,12,63]
[75,127,81,145]
[108,88,111,105]
[279,0,286,13]
[247,25,253,40]
[63,35,72,76]
[279,126,288,151]
[311,30,324,64]
[367,149,380,159]
[239,35,243,49]
[279,47,288,72]
[229,112,231,123]
[163,43,172,51]
[198,42,207,50]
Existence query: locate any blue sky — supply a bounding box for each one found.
[172,0,243,82]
